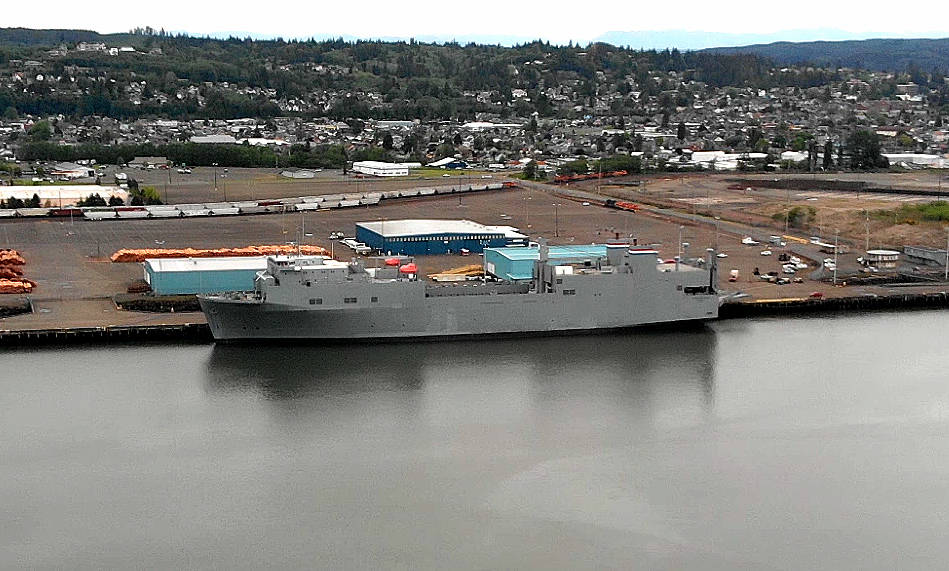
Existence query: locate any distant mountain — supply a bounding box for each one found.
[0,26,547,48]
[594,29,884,51]
[0,28,125,46]
[702,37,949,72]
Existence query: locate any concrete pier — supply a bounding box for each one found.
[720,291,949,318]
[0,322,211,347]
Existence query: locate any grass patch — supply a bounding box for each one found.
[872,201,949,225]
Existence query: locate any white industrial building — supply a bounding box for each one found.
[49,162,95,179]
[882,154,948,168]
[189,134,238,144]
[687,151,768,171]
[0,185,128,207]
[352,161,418,177]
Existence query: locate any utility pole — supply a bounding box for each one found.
[945,227,948,282]
[553,203,561,238]
[677,225,683,272]
[785,166,791,236]
[833,230,839,286]
[865,209,870,253]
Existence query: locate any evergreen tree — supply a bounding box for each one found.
[847,130,888,170]
[823,140,834,169]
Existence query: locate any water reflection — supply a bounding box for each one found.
[205,327,718,428]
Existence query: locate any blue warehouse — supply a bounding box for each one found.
[483,245,612,281]
[356,219,527,255]
[144,256,268,295]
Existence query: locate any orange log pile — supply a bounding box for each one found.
[110,244,330,263]
[0,265,24,279]
[0,249,26,266]
[0,278,36,294]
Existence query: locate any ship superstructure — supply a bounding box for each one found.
[199,244,719,341]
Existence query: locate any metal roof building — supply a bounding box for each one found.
[0,185,127,207]
[356,219,527,256]
[352,161,410,177]
[484,245,611,281]
[143,256,268,295]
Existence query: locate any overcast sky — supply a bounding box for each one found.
[8,0,949,46]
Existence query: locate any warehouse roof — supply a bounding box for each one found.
[352,161,410,169]
[0,185,126,203]
[487,245,609,261]
[145,256,269,273]
[357,219,526,239]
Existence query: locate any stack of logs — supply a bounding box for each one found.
[0,249,35,294]
[111,244,330,263]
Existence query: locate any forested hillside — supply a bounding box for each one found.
[703,38,949,74]
[0,28,840,121]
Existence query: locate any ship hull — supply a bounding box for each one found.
[199,291,719,342]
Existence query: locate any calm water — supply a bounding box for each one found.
[3,312,949,569]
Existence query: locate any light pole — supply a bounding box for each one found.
[864,209,870,253]
[714,216,721,251]
[553,202,561,238]
[212,162,218,202]
[944,227,948,282]
[833,229,839,286]
[677,225,683,272]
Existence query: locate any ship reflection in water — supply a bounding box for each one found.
[205,327,718,431]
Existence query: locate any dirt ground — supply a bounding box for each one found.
[576,171,949,251]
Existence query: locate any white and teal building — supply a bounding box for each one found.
[143,256,269,295]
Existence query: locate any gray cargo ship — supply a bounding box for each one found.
[198,243,719,341]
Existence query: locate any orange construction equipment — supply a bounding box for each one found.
[110,244,331,263]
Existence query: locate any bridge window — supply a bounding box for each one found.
[309,298,322,305]
[562,289,576,295]
[371,296,378,303]
[344,297,357,303]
